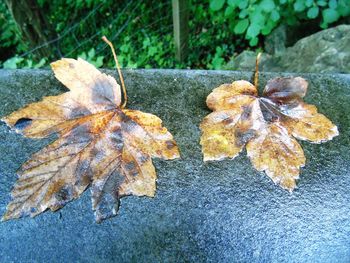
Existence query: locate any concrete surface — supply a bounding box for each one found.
[0,69,349,262]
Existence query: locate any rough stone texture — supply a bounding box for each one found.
[0,69,350,262]
[264,24,288,55]
[263,24,350,73]
[223,51,270,71]
[224,51,256,71]
[264,22,322,55]
[225,25,350,74]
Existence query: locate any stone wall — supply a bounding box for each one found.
[225,25,350,74]
[0,69,349,262]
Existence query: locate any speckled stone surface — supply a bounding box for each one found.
[0,69,349,263]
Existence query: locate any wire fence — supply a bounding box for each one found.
[14,0,176,68]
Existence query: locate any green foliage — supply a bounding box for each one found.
[208,46,226,69]
[3,57,24,69]
[209,0,350,46]
[78,48,104,68]
[3,56,47,69]
[0,0,348,70]
[0,2,20,49]
[117,34,175,69]
[210,0,226,11]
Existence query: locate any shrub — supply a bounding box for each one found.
[209,0,350,47]
[0,0,348,69]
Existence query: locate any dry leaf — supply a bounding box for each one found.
[200,77,338,191]
[2,58,180,222]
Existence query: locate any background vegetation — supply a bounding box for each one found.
[0,0,349,70]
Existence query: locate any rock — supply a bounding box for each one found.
[223,51,270,71]
[262,24,350,73]
[223,51,256,71]
[225,25,350,73]
[0,69,350,262]
[264,24,288,55]
[264,21,321,55]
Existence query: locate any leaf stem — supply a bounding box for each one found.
[254,52,262,90]
[102,36,127,108]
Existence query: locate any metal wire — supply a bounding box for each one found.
[13,0,174,69]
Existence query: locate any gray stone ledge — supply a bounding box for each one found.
[0,69,349,262]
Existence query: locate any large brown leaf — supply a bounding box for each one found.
[2,58,180,222]
[200,77,338,191]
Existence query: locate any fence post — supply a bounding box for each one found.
[172,0,189,62]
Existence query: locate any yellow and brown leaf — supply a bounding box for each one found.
[200,77,338,191]
[1,58,180,222]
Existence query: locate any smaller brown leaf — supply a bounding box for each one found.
[200,76,338,191]
[263,77,307,104]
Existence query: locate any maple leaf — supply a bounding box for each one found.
[200,75,338,191]
[1,57,180,222]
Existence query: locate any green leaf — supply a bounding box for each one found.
[143,38,151,47]
[261,20,276,35]
[317,0,327,7]
[92,56,104,68]
[227,0,240,7]
[260,0,275,12]
[23,60,33,69]
[148,46,157,56]
[211,56,225,69]
[329,0,337,9]
[234,19,249,34]
[307,6,319,18]
[34,58,47,69]
[225,6,234,16]
[249,37,259,46]
[210,0,225,11]
[320,21,327,29]
[3,56,24,69]
[305,0,314,7]
[279,0,287,4]
[270,10,281,22]
[87,48,95,59]
[246,23,261,38]
[238,0,248,9]
[337,0,350,16]
[78,52,87,60]
[209,47,225,70]
[294,0,306,12]
[250,8,265,25]
[322,8,340,24]
[239,9,249,18]
[120,44,129,53]
[127,62,138,69]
